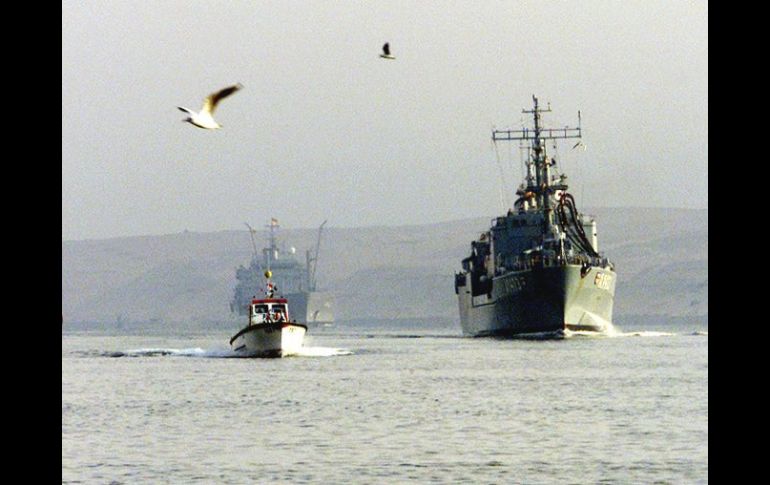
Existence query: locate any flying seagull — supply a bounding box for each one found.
[178,83,243,130]
[379,42,395,60]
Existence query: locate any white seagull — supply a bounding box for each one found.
[379,42,395,60]
[178,83,243,130]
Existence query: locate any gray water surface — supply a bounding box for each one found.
[62,324,708,483]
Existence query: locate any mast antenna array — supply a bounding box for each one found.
[492,97,582,144]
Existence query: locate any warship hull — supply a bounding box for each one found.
[457,264,616,337]
[284,291,335,325]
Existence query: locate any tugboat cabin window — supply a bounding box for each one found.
[253,304,269,315]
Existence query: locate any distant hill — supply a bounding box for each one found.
[62,208,707,329]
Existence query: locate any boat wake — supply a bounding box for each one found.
[98,346,352,358]
[612,330,678,337]
[103,347,210,358]
[497,330,567,341]
[295,346,353,357]
[498,326,690,340]
[566,328,706,338]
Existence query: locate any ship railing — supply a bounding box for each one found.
[500,254,611,272]
[564,254,611,267]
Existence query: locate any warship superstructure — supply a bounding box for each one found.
[454,96,616,336]
[230,219,334,325]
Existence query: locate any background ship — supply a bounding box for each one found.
[230,219,335,325]
[455,96,616,337]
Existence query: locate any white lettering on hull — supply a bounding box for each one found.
[593,272,613,290]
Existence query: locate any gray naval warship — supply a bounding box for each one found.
[454,96,616,337]
[230,219,334,325]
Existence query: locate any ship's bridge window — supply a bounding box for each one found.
[253,304,268,314]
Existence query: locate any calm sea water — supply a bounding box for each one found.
[62,321,708,484]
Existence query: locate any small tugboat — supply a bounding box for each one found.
[230,270,308,357]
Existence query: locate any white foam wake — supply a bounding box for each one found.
[615,331,678,337]
[295,346,353,357]
[108,346,352,358]
[564,324,683,339]
[112,347,208,357]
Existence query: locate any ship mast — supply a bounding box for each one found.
[492,95,582,233]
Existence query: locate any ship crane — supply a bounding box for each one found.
[307,220,327,291]
[244,222,259,261]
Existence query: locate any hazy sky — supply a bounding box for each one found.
[62,1,708,241]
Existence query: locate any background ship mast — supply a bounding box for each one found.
[492,95,582,232]
[263,218,280,273]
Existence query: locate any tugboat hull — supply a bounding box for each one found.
[230,322,307,357]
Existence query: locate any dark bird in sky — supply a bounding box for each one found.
[379,42,395,60]
[178,83,243,130]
